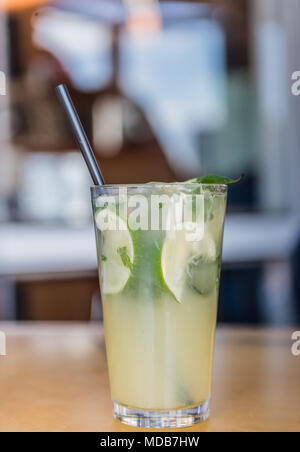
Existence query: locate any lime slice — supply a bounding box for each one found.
[161,228,188,303]
[95,209,134,295]
[161,226,216,302]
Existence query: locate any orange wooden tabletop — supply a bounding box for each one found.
[0,323,299,432]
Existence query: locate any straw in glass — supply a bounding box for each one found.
[55,84,105,186]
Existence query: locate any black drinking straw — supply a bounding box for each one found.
[55,84,105,186]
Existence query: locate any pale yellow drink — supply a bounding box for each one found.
[103,287,217,410]
[92,184,227,427]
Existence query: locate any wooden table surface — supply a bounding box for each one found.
[0,323,299,432]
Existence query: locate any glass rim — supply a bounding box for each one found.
[90,183,228,193]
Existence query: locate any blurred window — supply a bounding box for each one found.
[32,7,113,92]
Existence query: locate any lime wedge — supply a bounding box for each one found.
[161,228,188,303]
[95,209,134,295]
[161,226,216,303]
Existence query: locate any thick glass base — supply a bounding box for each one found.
[113,399,210,429]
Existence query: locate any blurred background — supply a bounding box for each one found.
[1,0,300,325]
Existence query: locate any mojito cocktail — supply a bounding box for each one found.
[92,183,227,428]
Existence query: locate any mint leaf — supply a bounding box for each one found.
[147,175,243,186]
[188,174,243,185]
[117,246,133,272]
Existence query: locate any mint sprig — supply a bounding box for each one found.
[187,174,243,185]
[117,246,133,272]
